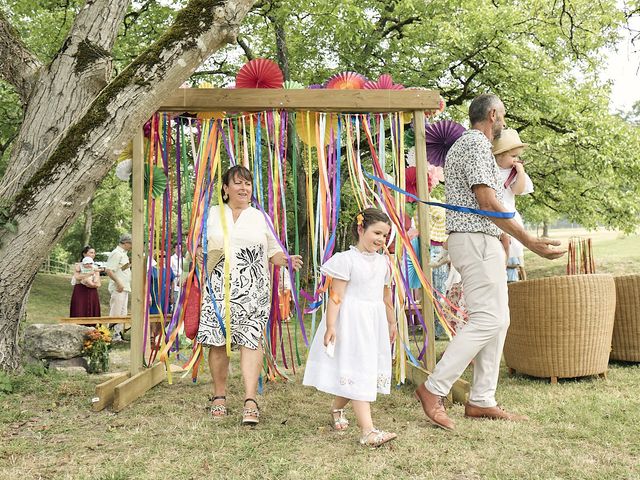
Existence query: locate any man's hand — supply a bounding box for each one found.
[525,237,566,260]
[115,283,124,293]
[473,184,567,261]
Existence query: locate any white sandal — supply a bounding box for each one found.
[330,408,349,431]
[359,428,397,447]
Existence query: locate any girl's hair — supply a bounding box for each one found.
[221,165,253,203]
[81,245,93,260]
[351,207,391,242]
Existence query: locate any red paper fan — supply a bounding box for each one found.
[325,72,367,90]
[363,74,404,90]
[235,58,284,88]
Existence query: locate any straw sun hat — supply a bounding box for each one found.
[492,128,528,155]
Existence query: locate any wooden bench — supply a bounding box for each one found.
[59,314,164,325]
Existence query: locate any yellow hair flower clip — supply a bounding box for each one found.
[356,213,364,226]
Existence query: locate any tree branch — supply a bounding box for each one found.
[0,11,42,104]
[122,0,154,38]
[507,112,573,134]
[237,35,254,60]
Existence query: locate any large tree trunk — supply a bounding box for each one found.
[0,0,256,372]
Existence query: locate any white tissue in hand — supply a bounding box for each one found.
[325,341,335,358]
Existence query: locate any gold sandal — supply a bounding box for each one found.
[242,398,260,426]
[209,395,227,418]
[330,408,349,431]
[359,428,397,447]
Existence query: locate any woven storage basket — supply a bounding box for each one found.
[611,274,640,361]
[504,274,616,381]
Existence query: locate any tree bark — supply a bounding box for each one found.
[0,0,256,372]
[0,11,42,104]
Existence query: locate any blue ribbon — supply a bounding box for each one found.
[364,171,515,219]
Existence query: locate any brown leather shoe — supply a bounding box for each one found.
[464,403,528,421]
[415,383,455,431]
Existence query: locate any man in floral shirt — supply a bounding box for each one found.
[416,94,565,430]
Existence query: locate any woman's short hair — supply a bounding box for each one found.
[351,207,392,242]
[221,165,253,203]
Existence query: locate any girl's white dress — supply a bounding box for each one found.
[303,247,392,402]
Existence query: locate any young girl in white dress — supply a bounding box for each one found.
[303,208,398,447]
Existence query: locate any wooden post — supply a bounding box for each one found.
[130,129,145,375]
[413,110,436,372]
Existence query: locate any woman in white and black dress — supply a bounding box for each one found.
[196,165,302,425]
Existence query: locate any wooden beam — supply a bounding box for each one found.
[158,88,441,112]
[92,372,130,411]
[130,129,145,375]
[413,109,436,372]
[112,363,166,412]
[59,315,163,325]
[406,363,470,405]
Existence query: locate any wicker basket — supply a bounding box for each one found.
[611,274,640,362]
[504,274,616,382]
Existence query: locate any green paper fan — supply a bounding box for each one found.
[144,164,167,198]
[284,80,304,89]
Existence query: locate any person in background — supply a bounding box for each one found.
[105,233,132,342]
[70,250,101,320]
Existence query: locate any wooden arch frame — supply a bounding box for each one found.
[95,88,469,412]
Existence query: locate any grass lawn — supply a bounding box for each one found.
[2,351,640,479]
[3,228,638,479]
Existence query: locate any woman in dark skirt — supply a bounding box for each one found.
[70,247,101,318]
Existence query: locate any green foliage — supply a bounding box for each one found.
[3,0,80,62]
[60,171,132,259]
[48,244,71,265]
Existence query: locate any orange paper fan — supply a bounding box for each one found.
[325,72,367,90]
[236,58,284,88]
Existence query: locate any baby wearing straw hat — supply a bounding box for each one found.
[492,128,534,282]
